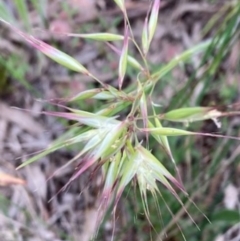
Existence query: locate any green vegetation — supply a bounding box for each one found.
[0,1,240,240]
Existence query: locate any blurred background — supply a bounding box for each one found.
[0,0,240,240]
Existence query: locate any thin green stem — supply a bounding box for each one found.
[123,11,150,77]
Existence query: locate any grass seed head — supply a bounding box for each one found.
[66,32,125,41]
[162,107,222,123]
[118,25,129,89]
[148,0,161,46]
[113,0,125,12]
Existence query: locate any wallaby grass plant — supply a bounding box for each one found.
[1,0,240,240]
